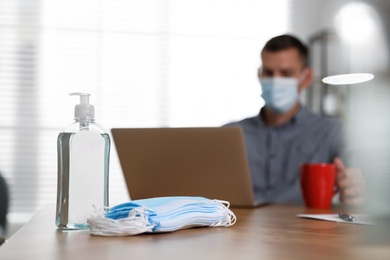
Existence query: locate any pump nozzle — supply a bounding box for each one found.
[69,92,95,121]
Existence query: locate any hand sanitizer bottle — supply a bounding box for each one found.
[56,93,110,230]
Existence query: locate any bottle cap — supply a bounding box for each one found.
[69,92,95,121]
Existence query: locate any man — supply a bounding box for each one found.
[226,34,365,205]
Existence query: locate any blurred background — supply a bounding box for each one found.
[0,0,389,238]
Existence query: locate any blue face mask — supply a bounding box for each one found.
[260,77,299,114]
[87,196,236,236]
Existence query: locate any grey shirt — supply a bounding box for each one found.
[225,106,341,204]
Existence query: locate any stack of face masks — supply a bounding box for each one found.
[87,196,236,236]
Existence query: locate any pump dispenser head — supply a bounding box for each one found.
[69,92,95,121]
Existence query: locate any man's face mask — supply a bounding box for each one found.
[259,77,299,114]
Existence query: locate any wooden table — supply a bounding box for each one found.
[0,204,387,259]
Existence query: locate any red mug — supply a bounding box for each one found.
[300,163,336,209]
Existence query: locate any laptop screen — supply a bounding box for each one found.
[111,127,257,207]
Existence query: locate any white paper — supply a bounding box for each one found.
[296,214,373,225]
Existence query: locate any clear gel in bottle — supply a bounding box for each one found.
[56,93,110,230]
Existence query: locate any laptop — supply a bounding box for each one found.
[111,127,261,207]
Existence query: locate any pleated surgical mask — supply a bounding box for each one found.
[260,77,299,114]
[87,196,236,236]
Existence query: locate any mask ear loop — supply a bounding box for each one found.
[298,68,309,86]
[88,206,156,236]
[257,67,262,78]
[299,69,307,83]
[212,199,237,227]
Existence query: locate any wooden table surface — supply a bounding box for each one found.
[0,204,387,259]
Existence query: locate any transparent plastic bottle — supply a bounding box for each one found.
[56,93,110,230]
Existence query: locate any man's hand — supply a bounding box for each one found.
[334,157,365,206]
